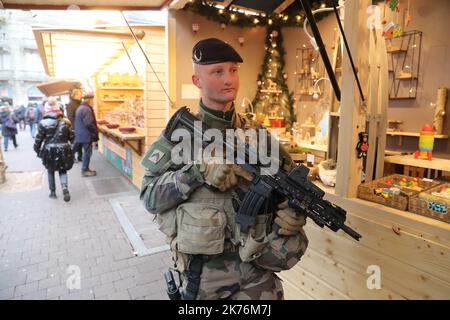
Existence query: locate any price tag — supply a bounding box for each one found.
[307,153,315,164]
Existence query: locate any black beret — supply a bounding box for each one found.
[192,38,243,65]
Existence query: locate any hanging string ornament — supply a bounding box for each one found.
[404,0,411,28]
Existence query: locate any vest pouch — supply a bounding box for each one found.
[176,203,227,255]
[156,209,177,238]
[249,213,272,240]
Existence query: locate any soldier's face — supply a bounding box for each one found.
[192,62,239,110]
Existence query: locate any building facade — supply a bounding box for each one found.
[0,10,52,106]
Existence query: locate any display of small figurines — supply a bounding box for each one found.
[315,127,325,146]
[104,96,144,128]
[304,131,312,144]
[388,120,403,132]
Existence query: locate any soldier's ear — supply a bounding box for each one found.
[192,74,202,89]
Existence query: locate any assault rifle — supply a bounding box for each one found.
[164,106,361,241]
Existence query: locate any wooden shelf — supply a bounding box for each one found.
[389,97,416,100]
[102,98,126,102]
[386,131,448,139]
[298,142,328,152]
[384,154,450,172]
[330,112,341,117]
[395,75,418,80]
[100,87,144,90]
[387,49,407,54]
[98,125,145,155]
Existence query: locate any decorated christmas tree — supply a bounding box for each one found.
[252,25,296,127]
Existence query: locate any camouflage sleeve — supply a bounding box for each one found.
[140,164,204,214]
[252,227,309,272]
[140,132,205,215]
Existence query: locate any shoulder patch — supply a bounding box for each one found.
[148,149,164,164]
[141,133,174,174]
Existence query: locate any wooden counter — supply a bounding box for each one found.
[279,193,450,300]
[384,154,450,178]
[98,125,145,156]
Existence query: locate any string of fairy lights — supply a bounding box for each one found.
[182,0,332,28]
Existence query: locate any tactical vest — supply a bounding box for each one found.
[156,103,277,272]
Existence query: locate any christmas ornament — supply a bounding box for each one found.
[389,0,399,12]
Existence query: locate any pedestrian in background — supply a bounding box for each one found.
[66,88,83,162]
[34,99,74,201]
[14,104,26,131]
[74,92,98,177]
[0,105,19,151]
[26,103,39,138]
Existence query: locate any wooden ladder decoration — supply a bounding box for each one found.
[365,28,389,181]
[326,31,343,162]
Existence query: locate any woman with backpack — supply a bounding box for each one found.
[33,99,74,201]
[0,105,19,152]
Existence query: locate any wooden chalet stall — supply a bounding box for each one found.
[32,13,169,188]
[20,0,450,299]
[167,0,450,300]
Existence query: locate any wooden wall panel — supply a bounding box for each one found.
[280,214,450,300]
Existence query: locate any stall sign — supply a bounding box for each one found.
[103,136,132,179]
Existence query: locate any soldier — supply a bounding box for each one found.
[140,38,308,300]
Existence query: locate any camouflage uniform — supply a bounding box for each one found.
[140,101,309,300]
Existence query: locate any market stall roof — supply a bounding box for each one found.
[32,27,142,78]
[36,79,81,96]
[0,0,172,10]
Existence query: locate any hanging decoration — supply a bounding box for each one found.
[404,0,411,28]
[181,0,333,28]
[252,25,296,127]
[389,0,399,12]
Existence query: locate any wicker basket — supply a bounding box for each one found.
[357,174,441,211]
[409,183,450,223]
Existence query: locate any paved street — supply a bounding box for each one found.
[0,129,172,300]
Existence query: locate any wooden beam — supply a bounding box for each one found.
[32,28,145,40]
[168,0,191,10]
[33,29,51,76]
[274,0,295,14]
[335,0,370,197]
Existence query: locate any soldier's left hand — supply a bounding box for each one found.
[274,200,307,236]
